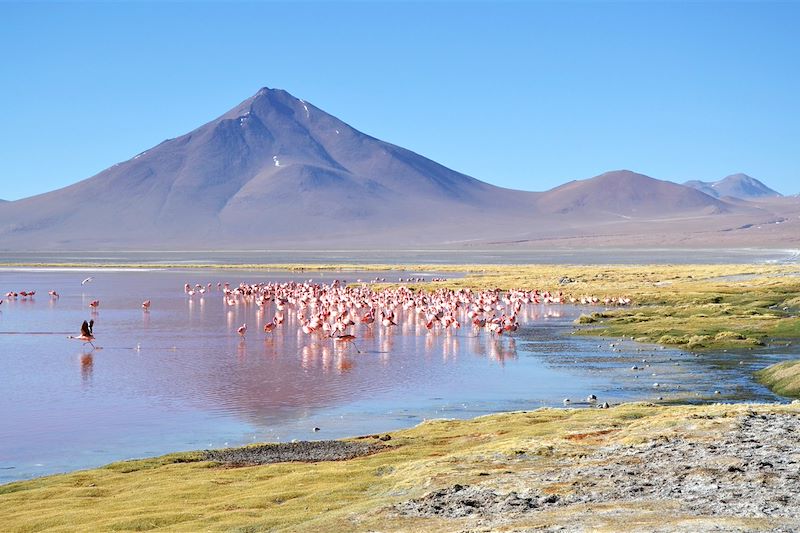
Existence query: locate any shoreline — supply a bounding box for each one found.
[0,246,798,269]
[3,402,799,531]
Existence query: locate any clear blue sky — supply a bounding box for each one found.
[1,1,798,200]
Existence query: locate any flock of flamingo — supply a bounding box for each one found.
[2,276,631,353]
[184,279,632,353]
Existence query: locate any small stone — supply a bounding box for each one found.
[542,494,559,504]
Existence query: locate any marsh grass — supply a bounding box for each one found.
[756,361,800,398]
[369,264,800,352]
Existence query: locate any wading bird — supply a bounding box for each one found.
[333,333,361,353]
[68,320,95,349]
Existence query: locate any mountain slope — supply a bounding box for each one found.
[0,88,535,249]
[684,174,782,200]
[537,170,730,217]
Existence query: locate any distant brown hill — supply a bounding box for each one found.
[0,88,797,250]
[537,170,730,217]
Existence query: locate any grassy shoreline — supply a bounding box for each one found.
[756,360,800,398]
[2,402,799,532]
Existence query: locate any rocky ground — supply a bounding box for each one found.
[395,411,800,531]
[203,439,383,465]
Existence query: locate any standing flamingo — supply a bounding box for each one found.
[142,299,151,310]
[360,311,375,329]
[381,311,396,327]
[237,323,247,337]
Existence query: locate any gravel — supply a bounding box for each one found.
[554,412,800,518]
[203,440,382,466]
[395,484,561,518]
[396,412,800,527]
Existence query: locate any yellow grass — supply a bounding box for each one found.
[756,360,800,398]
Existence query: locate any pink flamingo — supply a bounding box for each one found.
[360,311,375,329]
[381,311,396,328]
[142,299,151,310]
[89,300,100,309]
[237,323,247,338]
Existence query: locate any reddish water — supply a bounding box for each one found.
[0,268,788,483]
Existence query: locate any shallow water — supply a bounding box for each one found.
[0,268,795,483]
